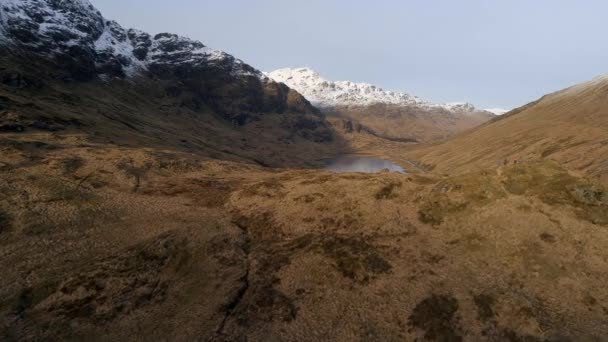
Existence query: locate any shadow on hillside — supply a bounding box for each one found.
[0,84,355,171]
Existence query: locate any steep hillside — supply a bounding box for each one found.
[0,0,335,167]
[410,76,608,182]
[325,103,494,143]
[268,67,495,142]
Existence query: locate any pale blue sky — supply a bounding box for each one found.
[94,0,607,109]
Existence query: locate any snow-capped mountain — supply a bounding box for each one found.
[0,0,334,139]
[485,108,509,115]
[0,0,264,81]
[267,67,483,113]
[267,68,496,142]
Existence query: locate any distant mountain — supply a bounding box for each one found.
[485,108,509,115]
[267,67,494,142]
[267,67,479,112]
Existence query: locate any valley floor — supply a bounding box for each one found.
[1,131,608,341]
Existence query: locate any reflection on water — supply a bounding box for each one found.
[323,155,406,173]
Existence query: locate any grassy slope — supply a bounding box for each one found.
[326,104,494,143]
[2,137,607,340]
[2,56,608,340]
[409,76,608,183]
[0,78,343,169]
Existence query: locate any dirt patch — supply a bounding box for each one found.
[408,294,463,342]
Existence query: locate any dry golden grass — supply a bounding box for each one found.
[2,122,608,341]
[408,76,608,184]
[2,59,608,340]
[327,104,494,143]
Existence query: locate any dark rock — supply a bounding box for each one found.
[46,28,79,43]
[0,123,25,132]
[0,0,331,142]
[6,17,40,44]
[1,72,42,89]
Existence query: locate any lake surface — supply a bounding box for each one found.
[323,155,406,173]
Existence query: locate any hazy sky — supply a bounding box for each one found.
[94,0,607,109]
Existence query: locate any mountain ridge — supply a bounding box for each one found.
[408,75,608,182]
[0,0,263,81]
[0,0,338,144]
[268,67,495,142]
[267,67,487,114]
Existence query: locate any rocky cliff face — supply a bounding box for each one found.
[0,0,330,139]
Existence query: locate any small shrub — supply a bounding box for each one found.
[375,181,401,200]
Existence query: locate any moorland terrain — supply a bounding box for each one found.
[1,1,607,341]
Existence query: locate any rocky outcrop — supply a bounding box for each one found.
[0,0,329,140]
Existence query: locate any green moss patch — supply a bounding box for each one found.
[502,161,608,225]
[417,171,506,225]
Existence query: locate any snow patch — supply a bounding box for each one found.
[267,68,480,113]
[0,0,266,81]
[485,108,509,115]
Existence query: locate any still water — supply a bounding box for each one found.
[323,155,406,173]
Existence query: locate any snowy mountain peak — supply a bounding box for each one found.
[485,108,509,115]
[0,0,264,80]
[267,67,482,113]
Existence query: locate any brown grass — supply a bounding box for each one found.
[3,74,608,340]
[409,77,608,181]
